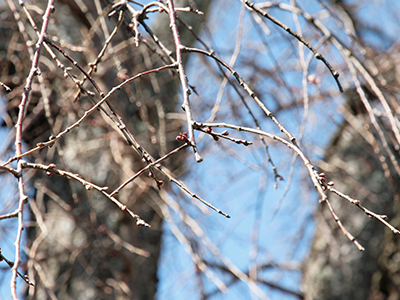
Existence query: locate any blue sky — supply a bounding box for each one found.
[155,1,400,299]
[1,0,400,299]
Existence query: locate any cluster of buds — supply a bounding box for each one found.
[235,139,253,146]
[202,127,253,146]
[148,170,164,189]
[204,127,220,141]
[47,135,56,148]
[318,172,326,183]
[318,172,334,190]
[45,163,56,177]
[176,132,189,143]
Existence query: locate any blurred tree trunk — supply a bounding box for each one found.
[1,0,211,299]
[302,1,400,298]
[302,84,400,300]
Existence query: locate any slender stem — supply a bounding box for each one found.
[242,0,343,92]
[166,0,203,162]
[110,143,190,196]
[2,64,177,166]
[193,121,327,201]
[11,1,54,298]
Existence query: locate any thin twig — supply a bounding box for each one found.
[21,162,150,227]
[241,0,343,92]
[0,165,20,178]
[2,64,177,166]
[0,81,11,91]
[0,209,20,221]
[74,7,125,100]
[324,199,365,251]
[11,1,54,298]
[159,165,231,218]
[327,186,400,235]
[196,127,253,146]
[182,47,299,148]
[44,37,105,97]
[100,225,150,257]
[288,2,400,165]
[167,0,202,162]
[158,192,229,294]
[159,191,269,299]
[192,120,327,202]
[110,143,190,196]
[1,251,34,286]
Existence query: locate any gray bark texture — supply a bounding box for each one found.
[0,0,210,299]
